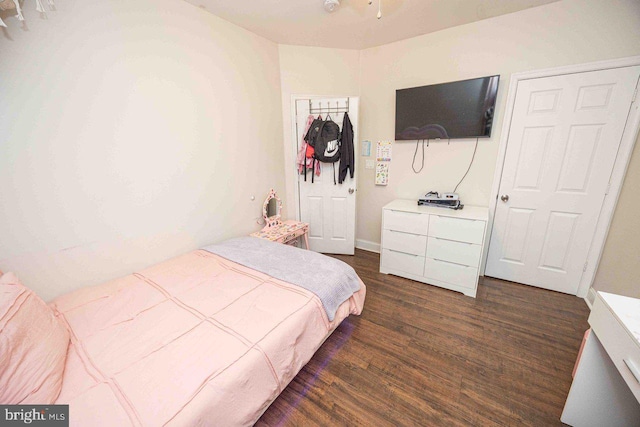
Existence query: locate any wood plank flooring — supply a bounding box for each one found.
[256,249,590,426]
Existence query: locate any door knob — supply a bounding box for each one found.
[500,194,509,202]
[348,188,355,194]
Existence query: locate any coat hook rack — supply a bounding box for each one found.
[308,98,350,115]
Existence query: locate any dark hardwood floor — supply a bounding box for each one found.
[256,249,590,427]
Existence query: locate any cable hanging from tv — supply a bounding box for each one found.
[453,138,479,193]
[412,139,426,173]
[412,138,456,174]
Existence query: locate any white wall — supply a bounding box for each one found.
[278,45,361,220]
[592,133,640,299]
[0,0,285,301]
[356,0,640,258]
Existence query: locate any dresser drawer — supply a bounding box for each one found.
[590,296,640,401]
[426,237,482,267]
[424,257,478,289]
[383,229,427,256]
[383,209,429,235]
[381,249,426,276]
[428,215,485,244]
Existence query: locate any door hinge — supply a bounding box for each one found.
[605,182,611,195]
[583,261,588,272]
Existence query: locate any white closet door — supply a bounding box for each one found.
[486,66,640,294]
[295,97,359,255]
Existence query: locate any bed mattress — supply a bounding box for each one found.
[50,249,365,426]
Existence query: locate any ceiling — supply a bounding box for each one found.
[185,0,560,50]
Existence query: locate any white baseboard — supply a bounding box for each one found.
[585,287,597,310]
[355,239,380,253]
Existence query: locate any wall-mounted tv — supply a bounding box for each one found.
[395,75,500,140]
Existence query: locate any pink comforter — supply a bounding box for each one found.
[50,250,365,426]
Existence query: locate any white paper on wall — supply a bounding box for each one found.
[376,141,392,161]
[361,140,371,157]
[375,162,389,186]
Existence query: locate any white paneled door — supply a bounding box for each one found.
[295,97,359,254]
[486,66,640,294]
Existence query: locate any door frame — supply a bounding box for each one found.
[484,56,640,299]
[289,94,359,245]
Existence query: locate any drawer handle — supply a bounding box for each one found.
[390,230,421,237]
[433,258,472,268]
[389,249,419,257]
[433,215,480,222]
[389,210,421,215]
[623,358,640,384]
[433,237,474,245]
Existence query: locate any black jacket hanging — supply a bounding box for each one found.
[338,112,355,184]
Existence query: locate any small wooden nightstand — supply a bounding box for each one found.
[250,189,310,249]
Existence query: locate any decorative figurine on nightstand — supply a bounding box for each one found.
[250,189,310,249]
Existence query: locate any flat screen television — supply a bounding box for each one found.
[395,75,500,140]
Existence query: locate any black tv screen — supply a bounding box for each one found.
[395,75,499,140]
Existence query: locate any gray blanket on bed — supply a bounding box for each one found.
[202,237,362,321]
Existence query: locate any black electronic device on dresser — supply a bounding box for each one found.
[418,192,463,210]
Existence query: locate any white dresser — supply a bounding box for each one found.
[380,199,488,297]
[561,292,640,427]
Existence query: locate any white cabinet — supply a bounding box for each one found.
[380,199,488,297]
[561,292,640,427]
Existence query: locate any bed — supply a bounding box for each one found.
[0,237,366,426]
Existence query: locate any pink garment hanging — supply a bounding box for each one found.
[296,115,321,176]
